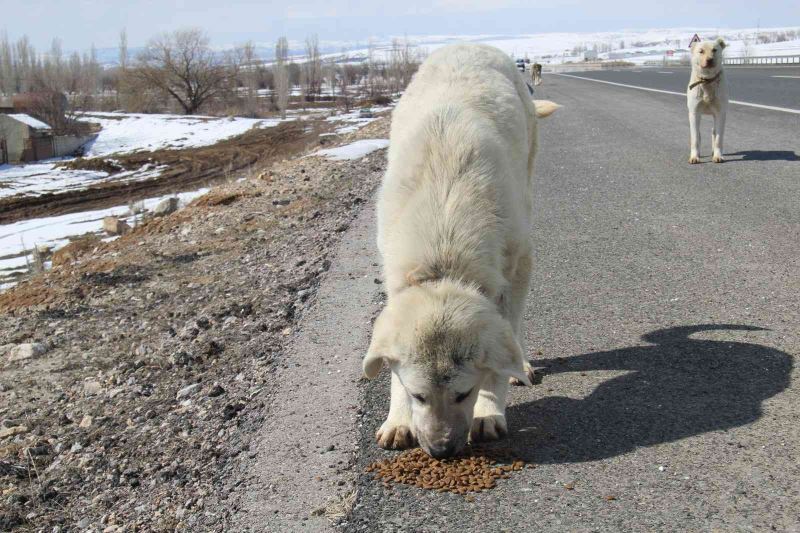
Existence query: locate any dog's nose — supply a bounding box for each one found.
[428,442,457,458]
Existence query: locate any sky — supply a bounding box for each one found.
[1,0,798,51]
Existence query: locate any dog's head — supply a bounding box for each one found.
[691,38,726,72]
[363,279,530,458]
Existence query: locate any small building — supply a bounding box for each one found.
[0,113,54,163]
[581,49,598,61]
[0,113,96,164]
[0,96,14,114]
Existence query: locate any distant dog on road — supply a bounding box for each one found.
[363,43,559,458]
[532,63,543,86]
[687,38,728,164]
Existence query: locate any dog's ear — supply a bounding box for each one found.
[480,319,532,386]
[363,308,395,379]
[715,37,726,49]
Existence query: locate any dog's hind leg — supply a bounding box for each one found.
[689,111,702,164]
[376,373,417,449]
[503,251,536,386]
[712,109,726,163]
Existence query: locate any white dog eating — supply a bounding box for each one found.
[363,43,559,458]
[687,38,728,164]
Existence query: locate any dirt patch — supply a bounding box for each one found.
[59,158,131,174]
[0,119,334,225]
[51,235,103,268]
[0,122,390,530]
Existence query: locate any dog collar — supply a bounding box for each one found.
[689,72,721,90]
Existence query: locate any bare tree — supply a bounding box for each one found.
[324,58,337,100]
[0,31,13,95]
[303,34,322,100]
[274,36,290,119]
[341,62,360,112]
[366,40,379,97]
[742,34,755,61]
[119,29,128,70]
[116,29,129,108]
[240,40,258,116]
[131,29,229,114]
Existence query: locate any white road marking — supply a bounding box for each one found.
[771,75,800,79]
[555,73,800,115]
[657,71,674,74]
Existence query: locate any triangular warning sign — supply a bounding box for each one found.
[688,34,702,48]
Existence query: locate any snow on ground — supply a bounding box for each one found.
[325,104,394,134]
[310,139,389,161]
[80,112,280,156]
[0,187,209,288]
[0,161,164,200]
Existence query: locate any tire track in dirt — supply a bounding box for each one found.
[0,120,332,225]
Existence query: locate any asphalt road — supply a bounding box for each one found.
[235,73,800,531]
[558,66,800,110]
[344,74,800,531]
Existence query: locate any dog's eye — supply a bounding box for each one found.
[455,389,473,403]
[712,49,717,52]
[699,50,705,54]
[412,394,426,404]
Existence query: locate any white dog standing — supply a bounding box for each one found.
[363,43,559,458]
[687,38,728,164]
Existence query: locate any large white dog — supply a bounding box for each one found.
[363,43,559,458]
[687,38,728,164]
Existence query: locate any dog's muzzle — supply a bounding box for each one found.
[427,442,459,458]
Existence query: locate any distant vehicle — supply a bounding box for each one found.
[515,59,526,72]
[359,108,374,118]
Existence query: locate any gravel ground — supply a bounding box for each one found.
[0,117,390,532]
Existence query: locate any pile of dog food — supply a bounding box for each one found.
[366,446,528,494]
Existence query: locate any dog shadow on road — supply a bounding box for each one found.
[507,324,792,463]
[725,150,798,162]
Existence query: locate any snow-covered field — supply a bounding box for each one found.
[310,26,800,65]
[0,113,278,201]
[83,112,280,156]
[325,104,393,134]
[0,161,166,200]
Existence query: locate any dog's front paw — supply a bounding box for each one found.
[689,155,701,164]
[712,154,724,163]
[376,420,417,449]
[509,361,536,386]
[471,414,508,442]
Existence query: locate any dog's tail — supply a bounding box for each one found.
[534,100,561,118]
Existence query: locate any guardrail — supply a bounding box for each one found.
[725,55,800,66]
[545,55,800,72]
[544,61,636,73]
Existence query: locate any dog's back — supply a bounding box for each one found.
[377,44,541,297]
